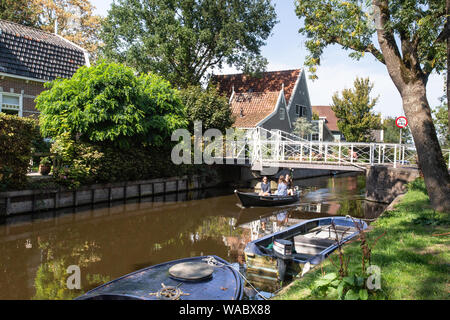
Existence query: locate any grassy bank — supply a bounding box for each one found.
[275,179,450,300]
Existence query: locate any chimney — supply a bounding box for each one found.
[54,20,58,35]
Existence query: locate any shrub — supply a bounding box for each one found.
[180,86,234,132]
[0,114,40,190]
[51,133,193,189]
[406,177,427,194]
[36,61,188,149]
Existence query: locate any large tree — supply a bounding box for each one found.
[180,86,234,133]
[100,0,278,88]
[0,0,40,26]
[331,77,381,142]
[35,62,187,149]
[295,0,450,212]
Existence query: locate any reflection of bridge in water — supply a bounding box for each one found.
[219,128,450,172]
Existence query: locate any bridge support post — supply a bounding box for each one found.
[309,142,313,163]
[300,143,303,162]
[351,144,354,163]
[378,145,381,164]
[394,145,397,168]
[338,143,341,164]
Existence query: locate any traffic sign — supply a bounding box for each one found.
[395,116,408,128]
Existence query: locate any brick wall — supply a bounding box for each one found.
[0,76,46,118]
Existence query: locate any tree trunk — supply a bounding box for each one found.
[402,82,450,212]
[447,0,449,136]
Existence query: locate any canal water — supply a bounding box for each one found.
[0,172,387,300]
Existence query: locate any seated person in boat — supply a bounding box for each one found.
[285,174,294,196]
[275,175,288,196]
[259,176,271,196]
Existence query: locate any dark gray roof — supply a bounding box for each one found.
[0,19,87,81]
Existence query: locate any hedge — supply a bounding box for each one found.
[0,114,40,190]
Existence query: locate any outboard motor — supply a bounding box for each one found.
[273,239,293,282]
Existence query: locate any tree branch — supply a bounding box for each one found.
[372,0,410,91]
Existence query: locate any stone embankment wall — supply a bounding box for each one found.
[365,166,420,203]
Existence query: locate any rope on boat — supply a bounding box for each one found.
[202,256,269,300]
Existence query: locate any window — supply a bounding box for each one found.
[296,105,306,117]
[280,108,285,120]
[0,93,22,116]
[311,133,319,141]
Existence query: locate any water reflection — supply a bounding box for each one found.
[0,173,387,300]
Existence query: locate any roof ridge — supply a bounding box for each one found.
[214,68,301,77]
[235,90,281,94]
[0,19,58,37]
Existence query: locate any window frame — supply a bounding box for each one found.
[295,104,307,117]
[279,107,286,120]
[0,92,23,116]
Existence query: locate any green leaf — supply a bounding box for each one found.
[315,278,332,287]
[345,289,360,300]
[343,276,355,286]
[326,287,339,298]
[323,272,338,281]
[359,289,369,300]
[337,282,345,299]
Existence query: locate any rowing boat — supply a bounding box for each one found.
[244,216,367,281]
[234,190,300,207]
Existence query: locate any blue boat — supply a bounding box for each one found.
[76,256,244,300]
[244,217,368,281]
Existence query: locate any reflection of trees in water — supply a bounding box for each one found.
[33,237,110,300]
[29,211,245,299]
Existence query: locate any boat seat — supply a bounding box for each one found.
[293,235,337,248]
[293,235,337,255]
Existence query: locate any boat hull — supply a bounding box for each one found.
[235,191,299,207]
[76,256,243,300]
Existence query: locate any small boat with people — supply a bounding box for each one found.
[76,256,243,300]
[234,189,300,207]
[244,216,367,281]
[236,173,300,208]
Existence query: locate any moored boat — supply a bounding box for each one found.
[76,256,243,300]
[244,217,367,281]
[235,190,300,207]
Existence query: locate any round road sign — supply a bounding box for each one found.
[395,116,408,128]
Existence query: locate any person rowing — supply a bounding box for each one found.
[285,173,294,196]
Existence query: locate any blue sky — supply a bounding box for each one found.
[91,0,445,118]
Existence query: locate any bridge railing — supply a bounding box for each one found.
[220,127,450,170]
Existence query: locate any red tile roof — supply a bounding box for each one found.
[231,91,280,128]
[212,69,301,104]
[311,106,340,131]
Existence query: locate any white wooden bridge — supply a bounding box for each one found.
[220,127,450,172]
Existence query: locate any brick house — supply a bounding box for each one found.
[0,19,89,118]
[211,69,313,132]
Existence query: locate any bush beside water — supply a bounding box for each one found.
[0,114,40,191]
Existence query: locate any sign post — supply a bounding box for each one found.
[395,116,408,165]
[395,116,408,144]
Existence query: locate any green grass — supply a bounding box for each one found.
[274,181,450,300]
